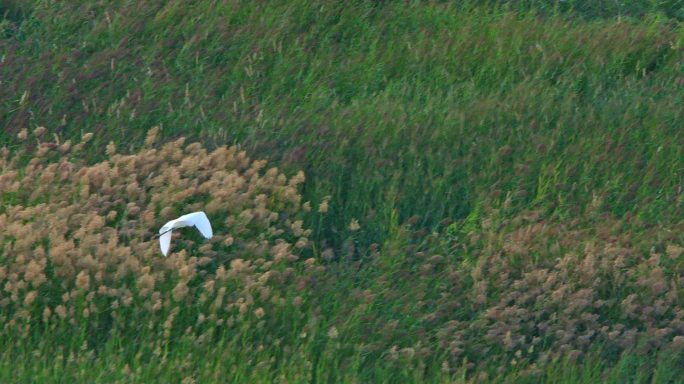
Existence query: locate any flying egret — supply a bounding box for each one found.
[157,211,213,256]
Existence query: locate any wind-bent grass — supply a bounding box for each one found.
[1,1,683,382]
[2,1,682,247]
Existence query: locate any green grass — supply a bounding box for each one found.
[3,326,679,384]
[3,0,682,247]
[2,0,684,382]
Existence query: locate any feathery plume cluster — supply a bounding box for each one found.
[354,206,684,373]
[0,127,324,344]
[2,126,682,377]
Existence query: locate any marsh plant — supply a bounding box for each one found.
[0,128,328,374]
[356,207,684,379]
[1,128,683,382]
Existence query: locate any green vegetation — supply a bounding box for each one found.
[1,1,683,382]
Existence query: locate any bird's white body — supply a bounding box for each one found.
[159,211,213,256]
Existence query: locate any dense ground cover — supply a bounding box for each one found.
[1,1,683,382]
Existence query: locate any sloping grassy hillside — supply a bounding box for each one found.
[1,1,683,382]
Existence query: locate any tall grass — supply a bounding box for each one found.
[1,128,683,381]
[2,1,682,247]
[1,1,683,382]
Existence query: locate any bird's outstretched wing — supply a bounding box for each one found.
[185,211,213,239]
[157,211,213,256]
[159,230,173,256]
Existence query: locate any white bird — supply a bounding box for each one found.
[158,211,213,256]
